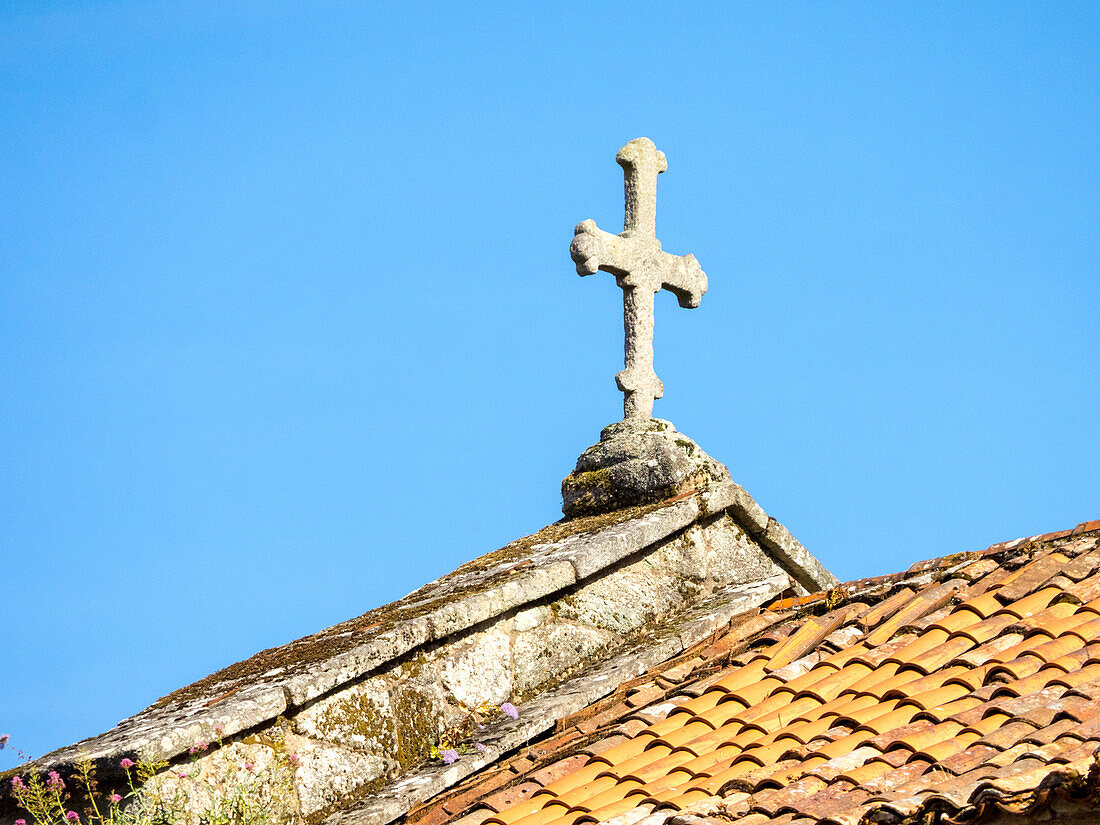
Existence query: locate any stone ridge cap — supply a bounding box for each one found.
[27,480,835,776]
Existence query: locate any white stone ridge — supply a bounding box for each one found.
[13,482,836,825]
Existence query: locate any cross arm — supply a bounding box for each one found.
[658,250,708,308]
[570,219,633,278]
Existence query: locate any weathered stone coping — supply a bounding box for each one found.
[323,573,791,825]
[27,481,836,776]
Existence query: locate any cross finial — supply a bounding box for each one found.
[570,138,708,420]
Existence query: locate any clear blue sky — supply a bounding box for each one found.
[2,2,1097,769]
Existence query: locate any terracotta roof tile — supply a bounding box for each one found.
[457,523,1100,825]
[809,730,879,760]
[1059,549,1100,581]
[451,810,498,825]
[854,634,918,668]
[865,582,964,647]
[439,767,519,815]
[526,755,591,789]
[954,591,1004,620]
[745,775,830,815]
[1066,676,1100,705]
[858,588,918,630]
[1038,738,1100,764]
[845,704,915,737]
[674,744,741,778]
[957,557,1002,580]
[769,593,828,612]
[624,684,666,709]
[935,742,1001,775]
[1062,615,1100,642]
[481,781,550,813]
[766,609,858,671]
[500,805,572,825]
[790,665,876,703]
[654,720,718,750]
[911,729,982,762]
[776,779,873,819]
[995,585,1062,618]
[974,719,1040,751]
[1067,573,1100,606]
[408,803,458,825]
[900,636,978,674]
[617,749,687,784]
[612,718,649,740]
[958,710,1013,737]
[707,658,768,696]
[1018,600,1088,634]
[995,554,1071,602]
[983,654,1046,683]
[537,761,607,796]
[577,731,632,757]
[566,778,645,812]
[951,632,1027,668]
[526,728,585,761]
[851,663,916,697]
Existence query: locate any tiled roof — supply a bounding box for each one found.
[408,519,1100,825]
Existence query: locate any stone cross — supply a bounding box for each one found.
[570,137,708,421]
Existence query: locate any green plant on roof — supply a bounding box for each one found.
[4,731,297,825]
[429,701,520,766]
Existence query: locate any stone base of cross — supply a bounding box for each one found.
[570,137,708,421]
[561,417,731,519]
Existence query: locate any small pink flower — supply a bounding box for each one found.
[287,753,299,765]
[441,749,458,765]
[500,702,518,720]
[177,772,188,779]
[65,812,79,822]
[189,741,208,754]
[119,758,135,769]
[47,771,64,790]
[15,819,26,825]
[11,775,24,790]
[244,762,255,772]
[214,724,224,734]
[110,793,122,803]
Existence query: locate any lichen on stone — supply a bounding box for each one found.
[561,419,731,519]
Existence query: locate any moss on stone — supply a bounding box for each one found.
[390,677,442,770]
[561,468,615,517]
[299,690,397,756]
[674,438,697,457]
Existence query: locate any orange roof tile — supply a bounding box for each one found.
[410,522,1100,825]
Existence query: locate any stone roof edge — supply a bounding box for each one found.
[701,483,839,594]
[323,574,791,825]
[27,481,836,775]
